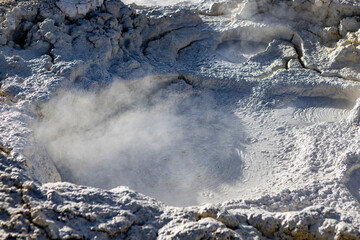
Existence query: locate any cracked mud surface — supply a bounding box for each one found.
[1,0,360,239]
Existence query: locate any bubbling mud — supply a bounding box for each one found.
[275,96,353,125]
[34,77,247,206]
[216,40,269,63]
[33,74,356,206]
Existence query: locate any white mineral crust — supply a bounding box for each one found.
[1,0,360,239]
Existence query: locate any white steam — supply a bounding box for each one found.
[216,40,269,63]
[34,76,244,206]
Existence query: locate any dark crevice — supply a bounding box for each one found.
[289,34,306,69]
[141,24,200,55]
[176,39,203,59]
[253,34,319,79]
[12,22,30,49]
[304,28,323,39]
[64,16,77,26]
[48,43,55,65]
[321,72,360,82]
[11,9,42,50]
[310,66,322,74]
[177,74,194,87]
[35,7,44,23]
[289,35,322,74]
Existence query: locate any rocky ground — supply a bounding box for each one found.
[1,0,360,239]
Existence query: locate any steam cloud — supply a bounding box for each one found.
[34,76,244,206]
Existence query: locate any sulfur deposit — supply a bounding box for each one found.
[1,0,360,239]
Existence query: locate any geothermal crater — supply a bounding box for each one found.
[34,76,355,206]
[1,0,360,239]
